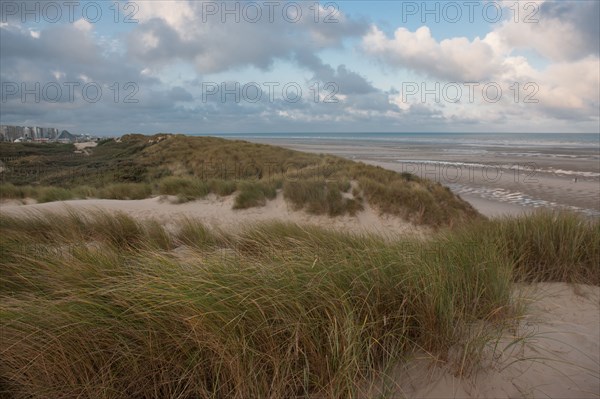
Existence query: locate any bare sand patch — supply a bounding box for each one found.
[74,141,98,150]
[376,283,599,399]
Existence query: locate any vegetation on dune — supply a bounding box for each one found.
[0,134,480,227]
[233,180,280,209]
[158,176,210,203]
[0,210,597,398]
[445,211,600,285]
[283,180,363,216]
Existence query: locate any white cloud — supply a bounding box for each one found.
[361,1,600,126]
[362,25,503,81]
[535,57,600,114]
[73,19,93,33]
[136,0,195,37]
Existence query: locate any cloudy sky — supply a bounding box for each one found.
[1,0,598,135]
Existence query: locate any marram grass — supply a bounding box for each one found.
[0,135,480,227]
[0,210,598,398]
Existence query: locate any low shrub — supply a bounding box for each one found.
[233,180,279,209]
[100,183,152,200]
[37,187,74,203]
[158,176,210,200]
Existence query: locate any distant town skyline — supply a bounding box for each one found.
[0,125,98,143]
[1,1,598,135]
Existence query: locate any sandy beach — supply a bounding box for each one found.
[236,136,600,219]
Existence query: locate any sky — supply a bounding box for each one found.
[1,0,599,135]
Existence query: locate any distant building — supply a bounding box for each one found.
[0,125,65,142]
[0,125,102,143]
[56,130,77,143]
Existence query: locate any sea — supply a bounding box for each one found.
[194,133,600,217]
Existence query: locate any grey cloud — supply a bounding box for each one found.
[127,2,368,74]
[295,51,376,95]
[168,86,194,102]
[1,23,158,86]
[127,18,196,66]
[0,21,164,132]
[344,91,398,112]
[540,1,599,59]
[0,23,98,65]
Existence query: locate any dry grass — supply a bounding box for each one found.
[0,210,597,398]
[1,135,480,227]
[283,180,364,216]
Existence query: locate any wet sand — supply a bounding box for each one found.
[241,138,600,218]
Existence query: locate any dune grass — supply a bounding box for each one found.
[1,135,480,227]
[0,183,77,203]
[157,176,211,203]
[99,183,153,200]
[0,210,597,398]
[445,211,600,285]
[233,180,280,209]
[283,180,364,216]
[208,179,238,196]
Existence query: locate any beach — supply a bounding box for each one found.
[223,133,600,219]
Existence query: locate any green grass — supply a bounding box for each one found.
[283,180,364,216]
[0,183,33,200]
[175,218,227,249]
[0,184,78,202]
[99,183,152,200]
[36,187,74,203]
[1,135,480,227]
[0,210,597,398]
[233,180,279,209]
[208,179,238,196]
[71,185,99,199]
[157,176,211,202]
[446,210,600,285]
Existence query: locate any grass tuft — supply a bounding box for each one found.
[37,187,74,203]
[0,209,597,398]
[233,180,279,209]
[283,180,364,216]
[158,176,210,201]
[100,183,152,200]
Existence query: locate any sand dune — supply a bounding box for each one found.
[1,197,598,398]
[0,192,425,238]
[382,283,600,399]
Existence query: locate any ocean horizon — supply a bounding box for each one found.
[193,132,600,148]
[208,132,600,218]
